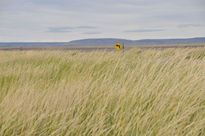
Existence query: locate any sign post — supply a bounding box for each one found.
[114,42,124,51]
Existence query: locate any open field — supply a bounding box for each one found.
[0,48,205,136]
[0,43,205,51]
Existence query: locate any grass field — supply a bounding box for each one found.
[0,48,205,136]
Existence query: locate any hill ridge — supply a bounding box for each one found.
[68,37,205,46]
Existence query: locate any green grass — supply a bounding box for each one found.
[0,48,204,136]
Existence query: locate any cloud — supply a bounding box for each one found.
[1,0,205,41]
[47,25,97,33]
[0,0,7,11]
[178,24,205,28]
[124,29,164,33]
[76,26,97,29]
[82,32,102,35]
[47,27,73,33]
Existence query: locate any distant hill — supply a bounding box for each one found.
[68,37,205,46]
[0,42,69,47]
[0,37,205,47]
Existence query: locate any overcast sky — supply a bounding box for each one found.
[0,0,205,42]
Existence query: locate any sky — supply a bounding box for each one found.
[0,0,205,42]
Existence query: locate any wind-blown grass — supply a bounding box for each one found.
[0,48,204,136]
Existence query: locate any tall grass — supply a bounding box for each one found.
[0,48,204,136]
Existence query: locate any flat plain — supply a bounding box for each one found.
[0,43,205,51]
[0,47,205,136]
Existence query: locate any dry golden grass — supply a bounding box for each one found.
[0,48,205,136]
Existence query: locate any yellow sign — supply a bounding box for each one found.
[114,42,124,50]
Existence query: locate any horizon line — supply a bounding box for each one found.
[0,36,205,43]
